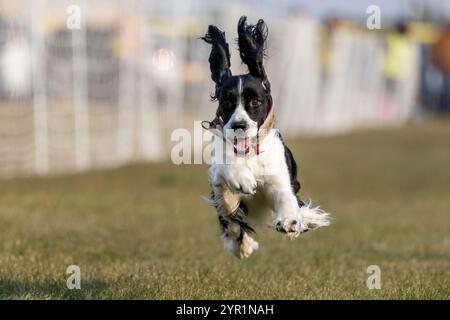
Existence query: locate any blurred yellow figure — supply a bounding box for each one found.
[379,23,417,121]
[382,24,414,81]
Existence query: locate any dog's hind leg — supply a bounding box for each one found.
[206,166,258,258]
[218,213,259,259]
[210,187,258,259]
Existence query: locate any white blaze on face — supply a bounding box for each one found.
[223,77,258,153]
[238,76,243,106]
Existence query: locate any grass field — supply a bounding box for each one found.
[1,122,449,299]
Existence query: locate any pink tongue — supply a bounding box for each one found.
[235,137,250,152]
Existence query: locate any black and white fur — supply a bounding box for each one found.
[202,16,330,259]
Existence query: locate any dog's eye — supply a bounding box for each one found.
[249,98,261,108]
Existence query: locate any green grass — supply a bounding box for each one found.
[1,122,449,299]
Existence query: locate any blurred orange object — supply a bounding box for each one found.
[433,23,450,73]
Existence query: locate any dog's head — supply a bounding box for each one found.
[202,16,272,154]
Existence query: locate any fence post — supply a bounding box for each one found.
[31,0,48,175]
[72,0,90,171]
[117,0,136,163]
[138,4,161,160]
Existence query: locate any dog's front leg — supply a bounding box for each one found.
[273,190,308,237]
[264,176,308,237]
[265,177,330,237]
[215,163,257,196]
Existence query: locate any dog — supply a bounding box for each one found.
[201,16,330,259]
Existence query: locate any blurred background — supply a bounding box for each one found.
[0,0,449,178]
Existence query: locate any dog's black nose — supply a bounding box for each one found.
[231,121,248,131]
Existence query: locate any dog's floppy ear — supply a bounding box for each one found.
[201,25,232,99]
[237,16,271,93]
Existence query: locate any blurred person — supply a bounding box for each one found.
[320,15,345,82]
[381,22,415,119]
[432,22,450,112]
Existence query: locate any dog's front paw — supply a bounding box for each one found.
[273,215,308,238]
[223,166,257,195]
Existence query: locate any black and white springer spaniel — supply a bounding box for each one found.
[201,16,331,259]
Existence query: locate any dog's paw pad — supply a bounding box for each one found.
[274,217,307,237]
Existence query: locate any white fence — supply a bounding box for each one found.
[0,0,420,178]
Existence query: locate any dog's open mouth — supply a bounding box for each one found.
[233,136,250,154]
